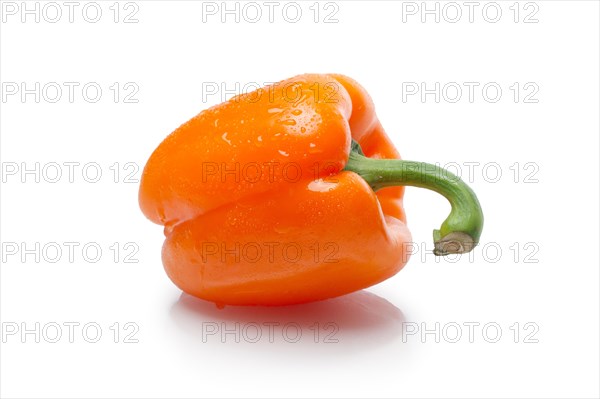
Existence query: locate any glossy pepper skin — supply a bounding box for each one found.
[139,74,482,306]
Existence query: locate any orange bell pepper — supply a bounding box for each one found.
[139,74,483,306]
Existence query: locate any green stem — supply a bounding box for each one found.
[344,140,483,256]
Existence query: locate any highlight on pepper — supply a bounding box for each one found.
[139,73,484,306]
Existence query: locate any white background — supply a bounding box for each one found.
[1,1,599,398]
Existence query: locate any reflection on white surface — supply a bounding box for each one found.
[170,290,405,354]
